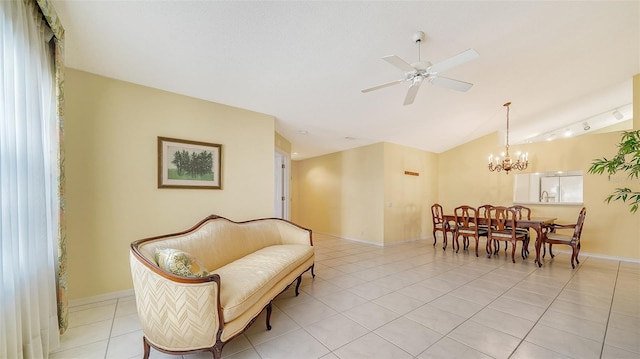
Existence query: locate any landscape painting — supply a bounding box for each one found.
[158,136,222,189]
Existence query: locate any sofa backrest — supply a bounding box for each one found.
[136,216,310,271]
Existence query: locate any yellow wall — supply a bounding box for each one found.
[275,132,291,153]
[383,143,439,244]
[65,69,277,299]
[292,142,438,245]
[292,143,385,244]
[292,91,639,260]
[438,131,640,260]
[635,73,639,130]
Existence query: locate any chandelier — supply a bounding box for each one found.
[488,102,528,173]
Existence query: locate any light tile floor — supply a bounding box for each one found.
[50,233,640,359]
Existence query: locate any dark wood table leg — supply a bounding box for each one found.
[533,224,543,267]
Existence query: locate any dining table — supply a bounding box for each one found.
[444,214,556,267]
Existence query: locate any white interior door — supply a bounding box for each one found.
[274,151,290,219]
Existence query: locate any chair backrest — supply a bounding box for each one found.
[488,206,516,233]
[431,203,445,226]
[454,205,478,229]
[509,205,531,220]
[572,207,587,242]
[477,204,493,219]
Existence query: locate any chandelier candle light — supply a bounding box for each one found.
[488,102,529,174]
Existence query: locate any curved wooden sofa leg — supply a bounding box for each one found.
[142,337,151,359]
[266,302,273,330]
[212,345,223,359]
[311,264,316,278]
[294,275,303,296]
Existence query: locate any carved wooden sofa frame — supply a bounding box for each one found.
[129,215,315,359]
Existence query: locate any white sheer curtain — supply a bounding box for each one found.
[1,0,61,357]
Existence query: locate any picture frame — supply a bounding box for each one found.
[157,136,222,189]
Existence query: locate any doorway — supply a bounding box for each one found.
[274,150,290,219]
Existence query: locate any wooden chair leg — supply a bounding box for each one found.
[474,237,479,257]
[570,244,579,269]
[511,240,516,263]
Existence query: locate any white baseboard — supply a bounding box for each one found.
[547,248,640,264]
[315,231,429,247]
[321,232,640,263]
[69,289,134,308]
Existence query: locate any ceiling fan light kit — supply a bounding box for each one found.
[361,31,479,105]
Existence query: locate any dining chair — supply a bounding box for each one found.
[508,205,532,258]
[453,205,488,257]
[487,206,528,263]
[542,207,586,268]
[431,203,455,250]
[477,204,493,254]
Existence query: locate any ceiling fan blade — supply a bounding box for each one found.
[403,81,422,106]
[429,76,474,92]
[382,55,415,72]
[428,49,479,74]
[361,79,404,93]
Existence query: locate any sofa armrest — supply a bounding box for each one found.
[274,219,313,246]
[129,249,223,351]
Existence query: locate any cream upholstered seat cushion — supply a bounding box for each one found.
[457,228,478,235]
[214,244,314,323]
[492,231,518,238]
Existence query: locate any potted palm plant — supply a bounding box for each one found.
[588,130,640,213]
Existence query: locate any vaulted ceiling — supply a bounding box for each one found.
[52,1,639,159]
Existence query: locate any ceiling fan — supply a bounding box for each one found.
[362,31,479,106]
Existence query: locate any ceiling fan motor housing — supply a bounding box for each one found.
[412,31,426,43]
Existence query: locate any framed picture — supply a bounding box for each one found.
[157,136,222,189]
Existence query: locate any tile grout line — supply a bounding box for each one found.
[348,247,527,358]
[507,256,601,358]
[435,260,546,359]
[308,245,445,358]
[599,259,621,358]
[507,270,575,357]
[103,297,119,359]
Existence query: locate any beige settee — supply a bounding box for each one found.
[129,215,315,359]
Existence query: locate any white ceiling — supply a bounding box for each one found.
[52,1,639,160]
